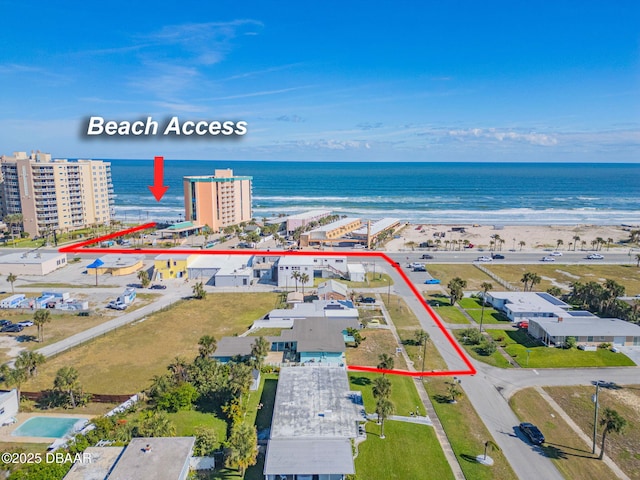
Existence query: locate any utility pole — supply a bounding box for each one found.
[592,381,600,454]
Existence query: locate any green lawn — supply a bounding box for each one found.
[355,421,454,480]
[422,264,495,290]
[488,330,636,368]
[424,378,518,480]
[458,298,511,325]
[432,305,470,324]
[169,410,228,446]
[349,372,424,417]
[453,331,513,369]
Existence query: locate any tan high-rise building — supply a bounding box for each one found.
[183,169,252,232]
[0,151,114,237]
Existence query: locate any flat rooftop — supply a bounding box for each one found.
[286,209,332,221]
[93,254,145,268]
[63,446,124,480]
[533,316,640,337]
[270,366,359,439]
[490,292,571,314]
[107,437,195,480]
[352,217,401,236]
[188,254,253,274]
[0,251,65,264]
[309,217,361,233]
[264,438,355,475]
[277,255,346,266]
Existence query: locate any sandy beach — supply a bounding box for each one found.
[385,223,636,252]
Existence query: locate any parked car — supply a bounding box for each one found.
[2,323,23,333]
[519,422,545,445]
[586,253,604,260]
[358,297,376,304]
[0,319,11,328]
[476,256,492,262]
[413,265,427,272]
[17,321,34,327]
[149,284,167,290]
[491,254,505,259]
[464,243,475,249]
[549,251,563,256]
[421,254,434,260]
[424,278,441,284]
[541,256,555,262]
[517,321,529,329]
[107,301,127,310]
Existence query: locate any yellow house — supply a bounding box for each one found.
[154,253,195,280]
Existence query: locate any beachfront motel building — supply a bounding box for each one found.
[183,169,252,232]
[0,151,114,237]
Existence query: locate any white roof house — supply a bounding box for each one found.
[263,366,360,479]
[487,292,571,322]
[529,314,640,347]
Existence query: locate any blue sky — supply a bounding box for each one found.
[1,0,639,162]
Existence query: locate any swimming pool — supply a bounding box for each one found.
[11,417,86,438]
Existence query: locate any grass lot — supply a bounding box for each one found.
[313,272,393,289]
[345,329,407,370]
[355,421,454,480]
[433,305,471,324]
[487,330,636,368]
[246,328,284,337]
[458,297,511,325]
[485,264,640,294]
[453,331,513,369]
[349,372,424,416]
[424,377,518,480]
[544,384,640,479]
[422,264,495,291]
[169,410,227,445]
[510,388,618,480]
[22,293,278,394]
[382,294,449,372]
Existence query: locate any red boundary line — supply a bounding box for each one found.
[61,222,476,378]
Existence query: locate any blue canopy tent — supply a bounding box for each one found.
[87,258,104,286]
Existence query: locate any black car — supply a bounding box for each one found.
[359,297,376,304]
[491,254,505,259]
[149,284,167,290]
[413,266,427,272]
[519,422,545,445]
[421,254,434,259]
[0,319,11,327]
[2,323,23,333]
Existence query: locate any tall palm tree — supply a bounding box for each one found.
[635,254,640,267]
[137,270,150,288]
[529,273,542,292]
[375,397,394,439]
[448,382,463,403]
[377,353,395,374]
[33,309,51,343]
[595,237,605,251]
[479,282,493,333]
[198,335,217,358]
[250,336,270,369]
[519,240,526,251]
[556,239,563,250]
[606,238,614,251]
[1,365,27,400]
[291,271,301,292]
[53,366,81,408]
[447,277,467,305]
[599,408,626,460]
[225,423,258,475]
[299,273,310,295]
[168,357,190,383]
[372,376,391,400]
[6,272,17,294]
[14,351,46,378]
[572,235,580,251]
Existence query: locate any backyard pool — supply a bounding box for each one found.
[11,417,87,439]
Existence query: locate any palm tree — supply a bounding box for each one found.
[1,365,27,400]
[291,271,301,292]
[372,376,391,400]
[572,235,580,251]
[168,357,190,383]
[447,277,467,306]
[606,238,613,251]
[137,270,150,288]
[635,254,640,267]
[521,272,533,292]
[479,282,493,333]
[53,366,81,408]
[136,410,177,437]
[14,351,46,378]
[198,335,217,358]
[225,423,258,475]
[529,273,541,292]
[192,281,206,299]
[599,408,626,460]
[581,240,587,251]
[414,329,429,346]
[377,353,394,374]
[33,309,51,343]
[518,240,526,251]
[556,239,563,250]
[250,336,270,369]
[375,397,394,439]
[299,273,310,295]
[448,382,463,403]
[595,237,605,251]
[6,272,17,294]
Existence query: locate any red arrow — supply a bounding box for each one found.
[148,156,169,201]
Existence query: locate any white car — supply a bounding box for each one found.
[17,321,34,327]
[541,256,555,262]
[587,253,604,260]
[476,256,492,262]
[549,251,563,256]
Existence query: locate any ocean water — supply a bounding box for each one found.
[107,160,640,225]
